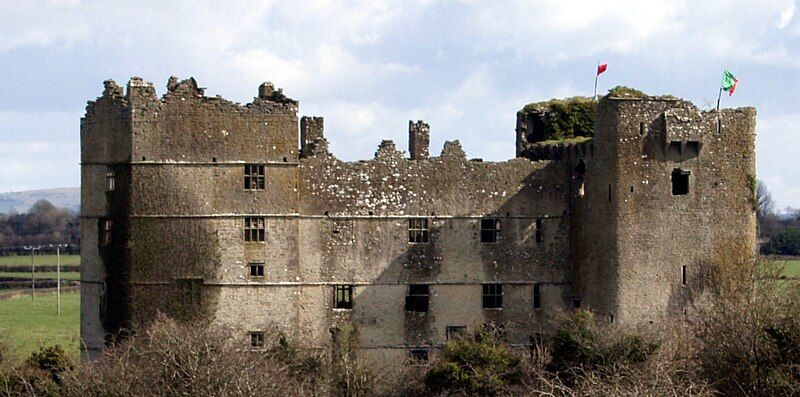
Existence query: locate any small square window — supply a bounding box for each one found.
[405,284,429,312]
[244,164,265,191]
[480,218,501,243]
[409,349,429,362]
[482,283,503,309]
[244,217,266,242]
[671,169,690,195]
[408,218,430,244]
[334,285,354,309]
[105,166,115,192]
[446,325,467,341]
[249,263,265,277]
[250,331,265,348]
[533,283,542,309]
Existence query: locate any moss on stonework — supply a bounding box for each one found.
[532,136,593,147]
[519,97,597,142]
[605,86,649,99]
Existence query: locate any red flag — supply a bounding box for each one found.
[597,63,608,76]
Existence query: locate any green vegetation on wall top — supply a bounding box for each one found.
[519,96,597,142]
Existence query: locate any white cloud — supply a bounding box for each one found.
[778,1,796,28]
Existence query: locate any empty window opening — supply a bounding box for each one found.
[244,164,265,190]
[609,315,615,324]
[482,283,503,309]
[409,349,429,362]
[250,331,265,348]
[630,186,634,193]
[533,283,542,309]
[681,265,687,286]
[334,285,354,309]
[283,157,288,162]
[405,284,430,312]
[686,141,700,157]
[573,298,582,309]
[249,263,265,277]
[446,325,467,341]
[667,141,682,158]
[535,218,543,243]
[212,157,217,163]
[671,169,690,195]
[102,220,113,245]
[480,218,501,243]
[639,122,647,136]
[408,218,430,244]
[244,217,266,242]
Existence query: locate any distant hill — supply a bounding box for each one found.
[0,188,80,214]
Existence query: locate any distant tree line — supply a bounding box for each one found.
[0,199,79,254]
[757,180,800,255]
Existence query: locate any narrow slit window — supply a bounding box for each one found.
[408,218,430,244]
[250,331,265,348]
[681,265,687,286]
[405,284,430,312]
[244,164,265,190]
[334,285,354,309]
[482,283,503,309]
[671,169,690,195]
[533,283,541,309]
[249,263,265,277]
[535,218,543,243]
[102,219,113,245]
[244,217,266,242]
[480,218,501,243]
[105,166,115,191]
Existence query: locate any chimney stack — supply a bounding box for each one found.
[408,120,430,160]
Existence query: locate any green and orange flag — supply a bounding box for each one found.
[721,70,738,96]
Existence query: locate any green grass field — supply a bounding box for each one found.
[0,291,81,360]
[0,254,80,267]
[0,271,81,281]
[775,259,800,277]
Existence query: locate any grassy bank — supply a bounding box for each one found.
[0,291,80,360]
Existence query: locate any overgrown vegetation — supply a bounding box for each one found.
[520,97,597,142]
[605,85,649,99]
[1,255,799,396]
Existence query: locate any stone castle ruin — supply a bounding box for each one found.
[80,77,756,363]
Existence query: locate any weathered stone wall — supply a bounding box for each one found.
[81,77,756,365]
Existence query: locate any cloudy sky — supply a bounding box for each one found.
[1,0,799,209]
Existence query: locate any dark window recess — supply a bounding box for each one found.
[671,169,690,195]
[608,184,612,202]
[480,218,501,243]
[686,141,700,157]
[408,218,430,244]
[244,217,266,242]
[102,220,113,245]
[681,265,687,286]
[535,218,543,243]
[249,263,265,277]
[573,298,582,309]
[334,285,354,309]
[105,166,115,192]
[533,283,541,309]
[667,141,683,159]
[446,325,467,341]
[482,283,503,309]
[250,331,265,348]
[409,349,429,362]
[405,284,430,312]
[244,164,265,190]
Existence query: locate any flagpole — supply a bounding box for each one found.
[593,60,599,100]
